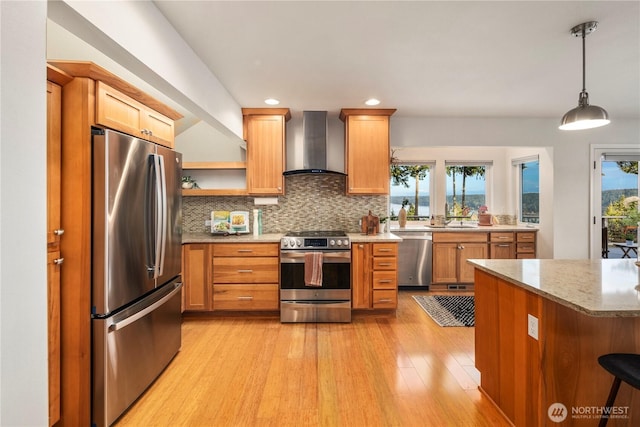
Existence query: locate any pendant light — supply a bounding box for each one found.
[559,21,610,130]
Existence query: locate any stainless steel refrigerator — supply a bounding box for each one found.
[91,127,183,427]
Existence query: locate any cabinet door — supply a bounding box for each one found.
[144,109,175,148]
[246,114,285,195]
[459,243,488,282]
[47,81,62,250]
[432,243,458,283]
[47,251,62,425]
[345,115,390,194]
[182,244,212,311]
[490,243,515,259]
[351,243,372,309]
[96,81,145,139]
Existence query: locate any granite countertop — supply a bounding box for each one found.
[348,232,402,242]
[182,232,283,244]
[183,232,402,244]
[391,224,539,232]
[469,258,640,317]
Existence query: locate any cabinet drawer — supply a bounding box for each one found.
[516,243,535,254]
[213,284,279,310]
[433,232,487,243]
[372,243,398,257]
[372,289,397,309]
[373,271,396,289]
[490,232,514,243]
[373,256,396,271]
[212,257,279,283]
[516,232,536,243]
[213,243,279,257]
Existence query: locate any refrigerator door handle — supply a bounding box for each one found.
[108,282,182,332]
[151,154,167,279]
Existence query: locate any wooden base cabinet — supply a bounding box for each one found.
[212,243,280,311]
[516,231,537,258]
[489,232,515,259]
[352,242,398,309]
[432,232,488,287]
[182,244,212,311]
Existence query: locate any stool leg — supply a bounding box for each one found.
[599,377,622,427]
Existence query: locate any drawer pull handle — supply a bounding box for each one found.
[237,249,253,253]
[237,296,254,301]
[378,248,392,252]
[378,298,392,303]
[237,269,253,273]
[378,279,392,283]
[497,236,509,239]
[497,244,510,247]
[378,263,392,267]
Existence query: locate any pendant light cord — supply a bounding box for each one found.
[581,23,587,93]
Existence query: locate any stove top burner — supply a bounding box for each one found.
[281,230,350,250]
[285,230,347,238]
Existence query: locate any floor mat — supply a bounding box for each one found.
[412,295,475,327]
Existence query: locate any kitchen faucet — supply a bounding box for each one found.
[444,203,471,226]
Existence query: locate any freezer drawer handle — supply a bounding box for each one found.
[108,282,182,332]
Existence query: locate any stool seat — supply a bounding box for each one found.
[597,353,640,427]
[598,353,640,389]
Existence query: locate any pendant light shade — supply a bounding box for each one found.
[559,21,610,131]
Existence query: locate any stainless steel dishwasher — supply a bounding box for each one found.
[395,230,432,288]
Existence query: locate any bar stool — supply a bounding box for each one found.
[597,353,640,427]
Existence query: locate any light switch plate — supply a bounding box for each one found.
[527,314,539,340]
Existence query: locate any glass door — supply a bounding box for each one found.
[591,147,639,259]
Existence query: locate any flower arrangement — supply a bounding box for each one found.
[478,205,489,214]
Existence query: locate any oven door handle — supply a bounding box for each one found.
[280,252,351,263]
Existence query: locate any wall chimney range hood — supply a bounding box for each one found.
[283,111,346,176]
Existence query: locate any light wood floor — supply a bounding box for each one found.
[115,290,509,426]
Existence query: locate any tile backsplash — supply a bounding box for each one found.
[182,174,388,233]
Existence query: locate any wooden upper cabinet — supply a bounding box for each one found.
[96,81,175,148]
[47,81,62,251]
[340,108,396,195]
[242,108,291,195]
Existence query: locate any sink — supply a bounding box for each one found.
[445,223,479,228]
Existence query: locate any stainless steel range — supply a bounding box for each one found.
[280,231,351,323]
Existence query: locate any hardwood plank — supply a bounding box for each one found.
[115,291,510,426]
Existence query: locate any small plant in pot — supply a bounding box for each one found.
[181,176,199,189]
[624,230,637,245]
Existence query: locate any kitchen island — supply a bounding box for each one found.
[470,258,640,426]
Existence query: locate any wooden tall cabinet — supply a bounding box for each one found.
[242,108,291,195]
[46,66,71,427]
[48,61,182,427]
[339,109,396,195]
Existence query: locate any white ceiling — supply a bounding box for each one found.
[149,0,639,121]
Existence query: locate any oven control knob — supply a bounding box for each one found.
[336,240,342,246]
[330,239,335,246]
[296,239,302,247]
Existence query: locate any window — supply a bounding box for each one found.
[389,164,431,220]
[444,163,487,218]
[517,158,540,224]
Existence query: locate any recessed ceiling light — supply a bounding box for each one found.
[264,98,280,105]
[365,98,380,106]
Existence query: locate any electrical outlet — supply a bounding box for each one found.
[528,314,539,340]
[205,219,211,226]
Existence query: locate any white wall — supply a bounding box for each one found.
[0,1,49,424]
[391,117,639,259]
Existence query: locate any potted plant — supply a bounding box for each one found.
[624,229,637,246]
[181,176,199,189]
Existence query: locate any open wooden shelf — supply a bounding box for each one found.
[182,161,246,170]
[182,188,248,197]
